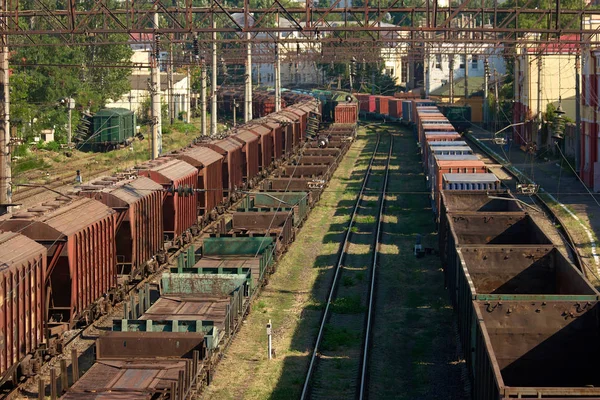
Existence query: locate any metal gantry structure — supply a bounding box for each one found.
[2,0,600,212]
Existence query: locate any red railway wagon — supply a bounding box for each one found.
[411,100,437,123]
[171,146,224,220]
[277,111,302,149]
[246,122,275,172]
[265,116,294,156]
[419,122,455,146]
[74,176,164,279]
[260,120,286,160]
[205,137,245,199]
[422,132,462,169]
[232,129,260,185]
[388,99,403,120]
[432,158,487,215]
[334,103,358,124]
[136,158,198,243]
[0,232,46,385]
[355,94,375,113]
[285,105,309,138]
[0,197,116,330]
[375,96,393,116]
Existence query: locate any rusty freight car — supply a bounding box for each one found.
[204,137,245,201]
[0,232,47,386]
[171,146,224,222]
[245,123,274,174]
[74,175,165,279]
[0,197,117,331]
[136,158,198,246]
[231,129,260,186]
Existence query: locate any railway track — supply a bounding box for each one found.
[301,132,393,400]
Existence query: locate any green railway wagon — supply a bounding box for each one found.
[89,108,136,151]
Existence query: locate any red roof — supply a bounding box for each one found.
[527,34,580,54]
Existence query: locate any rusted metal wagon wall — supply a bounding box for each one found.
[75,176,164,279]
[172,146,224,218]
[0,197,116,329]
[205,138,245,197]
[472,300,600,399]
[136,158,198,241]
[232,129,260,183]
[0,232,46,385]
[246,123,274,172]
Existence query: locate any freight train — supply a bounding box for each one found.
[362,93,600,399]
[0,89,359,392]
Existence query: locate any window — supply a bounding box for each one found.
[459,55,466,69]
[401,61,409,83]
[435,54,442,69]
[471,55,479,69]
[386,68,394,76]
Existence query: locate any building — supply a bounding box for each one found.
[580,16,600,190]
[425,42,506,95]
[513,34,579,147]
[105,46,191,120]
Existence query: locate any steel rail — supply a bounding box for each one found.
[359,133,392,400]
[300,131,391,400]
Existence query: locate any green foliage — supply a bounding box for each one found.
[331,295,364,314]
[321,325,361,351]
[10,3,133,143]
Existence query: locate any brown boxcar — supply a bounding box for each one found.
[285,106,308,139]
[375,96,393,115]
[388,99,403,120]
[205,137,244,198]
[271,112,300,151]
[0,197,116,329]
[232,129,260,184]
[246,123,275,172]
[136,158,198,242]
[281,110,303,146]
[334,103,358,124]
[171,146,224,218]
[0,232,46,385]
[74,176,164,279]
[265,117,294,156]
[260,120,285,160]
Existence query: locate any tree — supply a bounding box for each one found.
[10,0,133,142]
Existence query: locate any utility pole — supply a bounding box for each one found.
[537,56,542,145]
[483,59,489,128]
[449,55,454,103]
[233,99,237,127]
[0,0,10,214]
[67,98,74,145]
[168,38,174,125]
[211,16,218,136]
[201,56,207,137]
[575,52,581,173]
[463,48,469,101]
[494,70,500,133]
[274,12,281,112]
[151,11,162,159]
[186,65,191,123]
[245,31,253,122]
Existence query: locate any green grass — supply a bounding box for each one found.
[14,157,50,174]
[321,325,361,351]
[331,295,364,314]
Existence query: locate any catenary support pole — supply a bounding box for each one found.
[201,57,207,137]
[0,0,10,215]
[151,11,162,159]
[211,16,218,136]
